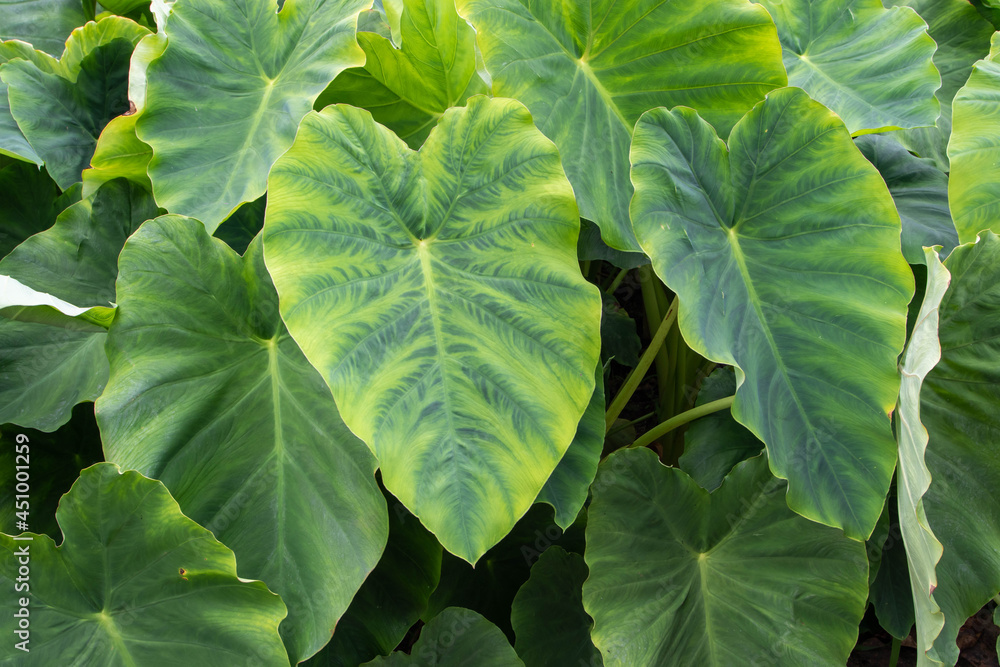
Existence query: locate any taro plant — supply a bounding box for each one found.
[0,0,998,665]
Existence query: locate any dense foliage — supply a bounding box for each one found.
[0,0,998,665]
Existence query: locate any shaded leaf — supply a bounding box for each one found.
[511,546,601,667]
[362,607,523,666]
[679,365,763,492]
[855,134,957,264]
[0,0,88,56]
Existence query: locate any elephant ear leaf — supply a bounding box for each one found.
[97,216,388,664]
[948,32,1000,244]
[583,450,868,667]
[0,463,289,664]
[456,0,787,252]
[136,0,371,231]
[629,87,913,540]
[754,0,940,134]
[0,17,149,189]
[894,247,949,664]
[917,232,1000,665]
[263,97,602,563]
[317,0,488,149]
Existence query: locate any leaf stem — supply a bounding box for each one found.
[628,395,735,450]
[605,296,678,432]
[888,637,901,667]
[605,267,629,294]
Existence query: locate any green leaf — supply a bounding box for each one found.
[310,495,442,666]
[263,97,602,562]
[316,0,488,149]
[0,161,72,258]
[0,463,289,663]
[0,0,89,56]
[918,232,1000,664]
[629,87,913,540]
[753,0,940,134]
[890,0,994,170]
[214,194,266,255]
[0,403,103,540]
[136,0,369,231]
[895,247,950,662]
[600,295,641,368]
[81,113,152,198]
[869,501,916,640]
[511,546,602,667]
[0,42,49,164]
[678,365,763,492]
[101,0,150,14]
[97,216,388,664]
[855,134,958,264]
[534,363,604,530]
[456,0,786,252]
[0,179,156,430]
[948,33,1000,244]
[583,450,868,666]
[362,607,524,666]
[0,17,149,188]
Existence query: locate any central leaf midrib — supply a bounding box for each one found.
[725,231,858,526]
[266,336,286,585]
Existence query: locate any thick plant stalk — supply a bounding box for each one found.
[628,395,736,450]
[605,297,678,431]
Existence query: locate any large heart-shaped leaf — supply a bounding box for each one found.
[263,97,601,562]
[895,248,950,664]
[136,0,369,230]
[890,0,995,170]
[511,546,602,667]
[917,232,1000,664]
[0,17,149,189]
[0,179,156,430]
[0,0,88,56]
[97,216,388,664]
[855,134,958,264]
[317,0,488,149]
[629,87,913,540]
[0,463,289,664]
[583,450,868,666]
[949,33,1000,244]
[753,0,939,134]
[456,0,786,252]
[362,607,524,666]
